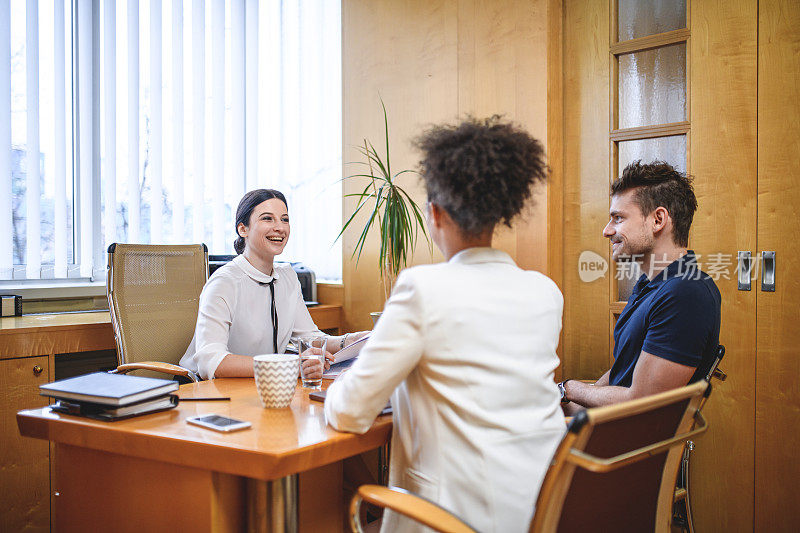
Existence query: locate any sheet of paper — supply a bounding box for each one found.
[332,334,370,364]
[323,358,356,379]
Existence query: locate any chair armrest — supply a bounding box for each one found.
[350,485,475,533]
[567,411,708,473]
[711,367,727,382]
[113,362,199,382]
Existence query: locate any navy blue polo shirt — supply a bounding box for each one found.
[609,251,721,387]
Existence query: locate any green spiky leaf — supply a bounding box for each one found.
[335,98,431,280]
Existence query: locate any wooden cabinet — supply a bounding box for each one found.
[1,355,51,532]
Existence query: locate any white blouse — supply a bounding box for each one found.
[325,247,566,533]
[180,254,320,379]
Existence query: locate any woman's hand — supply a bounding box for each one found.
[324,349,334,370]
[348,331,370,344]
[300,357,323,380]
[332,330,370,353]
[299,346,335,380]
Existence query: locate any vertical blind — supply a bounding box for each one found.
[1,0,342,283]
[2,0,76,281]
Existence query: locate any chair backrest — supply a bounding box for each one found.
[531,380,710,533]
[107,244,208,376]
[705,344,726,382]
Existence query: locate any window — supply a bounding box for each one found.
[2,1,75,281]
[611,0,689,301]
[1,0,342,287]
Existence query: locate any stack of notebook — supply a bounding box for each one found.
[39,372,180,421]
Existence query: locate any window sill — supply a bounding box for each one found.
[0,280,343,308]
[0,281,107,300]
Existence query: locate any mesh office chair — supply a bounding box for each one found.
[106,243,208,382]
[349,380,711,533]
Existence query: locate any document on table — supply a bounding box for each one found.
[332,334,370,364]
[323,358,356,378]
[323,334,370,378]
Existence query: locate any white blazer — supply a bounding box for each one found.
[325,247,566,533]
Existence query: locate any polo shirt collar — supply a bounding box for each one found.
[449,247,516,266]
[634,250,697,295]
[232,254,280,284]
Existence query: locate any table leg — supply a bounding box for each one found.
[247,475,299,533]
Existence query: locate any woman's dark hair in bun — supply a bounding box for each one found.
[414,115,548,237]
[233,189,288,254]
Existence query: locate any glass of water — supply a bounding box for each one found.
[297,334,327,389]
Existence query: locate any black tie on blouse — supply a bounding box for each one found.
[259,279,279,353]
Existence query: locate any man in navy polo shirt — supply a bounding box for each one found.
[561,161,721,413]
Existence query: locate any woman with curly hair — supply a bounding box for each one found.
[325,116,565,532]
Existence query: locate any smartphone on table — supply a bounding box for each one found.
[186,414,252,432]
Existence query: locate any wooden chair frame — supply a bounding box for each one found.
[350,381,711,533]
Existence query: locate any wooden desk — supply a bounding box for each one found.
[2,306,343,531]
[17,378,390,532]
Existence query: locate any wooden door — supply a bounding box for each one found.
[556,0,759,529]
[755,0,800,530]
[557,0,800,529]
[687,1,758,531]
[0,355,51,531]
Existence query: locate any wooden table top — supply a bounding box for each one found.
[17,378,391,481]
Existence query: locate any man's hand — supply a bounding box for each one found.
[561,401,583,416]
[565,351,695,408]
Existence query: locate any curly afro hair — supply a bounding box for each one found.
[414,115,548,237]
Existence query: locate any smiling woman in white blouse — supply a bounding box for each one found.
[180,189,366,380]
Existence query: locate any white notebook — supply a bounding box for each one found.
[323,335,371,378]
[333,334,370,364]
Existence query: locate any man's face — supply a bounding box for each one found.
[603,189,654,262]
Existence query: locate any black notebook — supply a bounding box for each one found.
[40,372,179,407]
[51,394,179,421]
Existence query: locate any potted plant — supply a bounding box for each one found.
[336,99,431,309]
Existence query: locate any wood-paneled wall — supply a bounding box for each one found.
[558,0,612,380]
[342,0,550,332]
